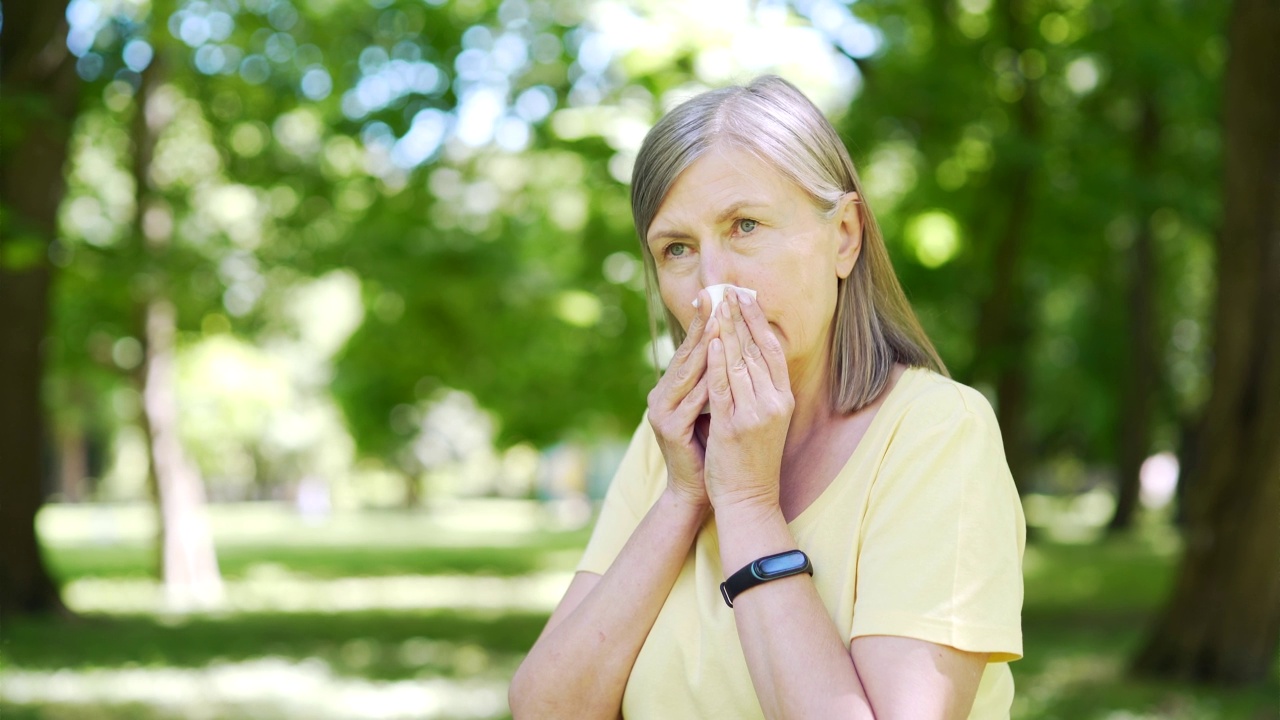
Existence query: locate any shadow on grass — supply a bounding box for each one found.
[1011,540,1279,720]
[1013,611,1279,719]
[1,609,550,682]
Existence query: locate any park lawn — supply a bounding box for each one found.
[41,532,592,582]
[2,511,1277,719]
[0,609,548,681]
[1016,540,1278,719]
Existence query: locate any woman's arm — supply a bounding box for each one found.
[715,503,987,720]
[707,290,989,718]
[715,502,872,719]
[851,635,988,719]
[511,299,720,719]
[508,488,705,719]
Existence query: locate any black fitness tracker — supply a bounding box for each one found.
[720,549,813,608]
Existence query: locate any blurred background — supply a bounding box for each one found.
[2,0,1277,717]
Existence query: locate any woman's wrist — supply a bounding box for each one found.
[713,500,793,573]
[710,488,780,519]
[661,485,711,522]
[714,497,784,531]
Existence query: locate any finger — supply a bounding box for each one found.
[731,290,762,361]
[690,287,712,318]
[688,288,713,337]
[736,288,789,392]
[706,337,733,418]
[659,312,716,405]
[728,289,773,392]
[669,294,708,366]
[717,295,756,409]
[675,376,709,420]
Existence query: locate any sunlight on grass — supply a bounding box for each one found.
[0,658,508,720]
[1014,654,1125,717]
[37,500,569,549]
[1011,652,1273,720]
[64,571,574,615]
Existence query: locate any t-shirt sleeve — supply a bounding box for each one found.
[576,417,666,576]
[849,385,1025,663]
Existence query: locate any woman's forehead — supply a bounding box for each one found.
[650,147,804,226]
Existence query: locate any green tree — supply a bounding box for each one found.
[42,0,668,515]
[0,0,81,618]
[834,0,1221,503]
[1133,0,1280,684]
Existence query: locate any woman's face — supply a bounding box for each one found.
[645,144,862,374]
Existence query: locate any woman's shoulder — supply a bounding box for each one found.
[873,368,1017,491]
[887,366,1000,432]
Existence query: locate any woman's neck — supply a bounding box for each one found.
[784,349,838,448]
[785,353,907,456]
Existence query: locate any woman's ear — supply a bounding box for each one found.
[834,192,863,280]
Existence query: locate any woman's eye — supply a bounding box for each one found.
[667,243,688,258]
[738,218,758,234]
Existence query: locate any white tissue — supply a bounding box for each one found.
[694,284,757,314]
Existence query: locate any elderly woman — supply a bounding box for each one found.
[509,76,1024,719]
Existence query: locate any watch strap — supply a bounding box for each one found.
[720,549,813,608]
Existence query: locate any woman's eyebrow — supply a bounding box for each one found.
[714,200,768,224]
[647,228,694,248]
[647,200,769,246]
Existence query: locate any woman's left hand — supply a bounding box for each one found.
[703,288,794,512]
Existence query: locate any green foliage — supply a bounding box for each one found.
[831,0,1224,480]
[45,0,1229,496]
[0,236,46,271]
[49,0,663,484]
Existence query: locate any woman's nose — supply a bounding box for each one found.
[697,243,736,289]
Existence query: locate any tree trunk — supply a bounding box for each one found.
[57,427,89,502]
[143,299,224,608]
[1132,0,1280,684]
[973,0,1041,494]
[130,52,223,608]
[1109,98,1162,533]
[0,0,79,619]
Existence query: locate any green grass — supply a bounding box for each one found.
[44,533,590,582]
[1013,538,1278,719]
[3,506,1278,720]
[1,609,546,681]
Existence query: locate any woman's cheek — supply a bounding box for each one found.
[664,293,696,333]
[662,279,700,329]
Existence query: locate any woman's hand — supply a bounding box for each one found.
[704,288,794,512]
[646,291,718,511]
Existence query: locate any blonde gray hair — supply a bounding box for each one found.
[631,75,946,412]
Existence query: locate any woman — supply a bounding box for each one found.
[509,75,1024,719]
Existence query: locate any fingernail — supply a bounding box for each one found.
[738,290,753,306]
[692,297,700,309]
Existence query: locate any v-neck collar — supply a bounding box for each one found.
[785,366,925,529]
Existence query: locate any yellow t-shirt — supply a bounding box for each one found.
[577,367,1026,719]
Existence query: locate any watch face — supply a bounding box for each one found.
[758,552,807,577]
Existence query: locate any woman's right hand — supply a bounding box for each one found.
[647,291,718,510]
